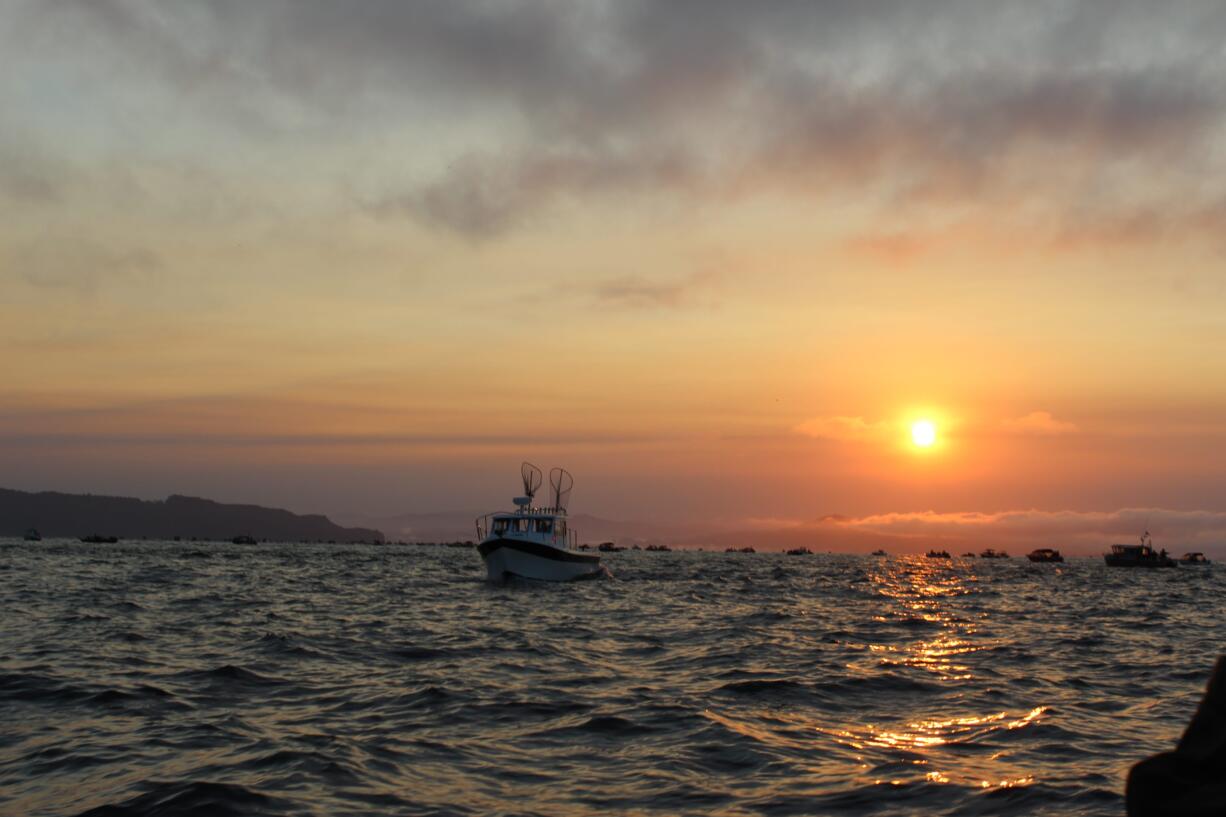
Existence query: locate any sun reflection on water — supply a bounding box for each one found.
[701,555,1052,794]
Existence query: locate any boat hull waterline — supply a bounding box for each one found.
[478,537,604,582]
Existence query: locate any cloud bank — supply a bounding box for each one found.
[700,507,1226,554]
[9,0,1226,241]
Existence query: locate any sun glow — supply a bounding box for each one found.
[911,420,937,448]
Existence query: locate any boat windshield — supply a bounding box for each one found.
[493,517,529,534]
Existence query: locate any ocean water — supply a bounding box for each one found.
[1,541,1219,816]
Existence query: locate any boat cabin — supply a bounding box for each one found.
[1110,544,1155,559]
[476,508,577,549]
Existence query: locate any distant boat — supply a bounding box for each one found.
[962,552,976,558]
[1179,552,1210,565]
[645,544,671,552]
[926,550,951,559]
[785,547,812,556]
[725,546,755,554]
[80,535,119,544]
[475,463,603,582]
[598,541,626,552]
[23,528,41,541]
[871,549,887,556]
[1027,548,1064,563]
[231,535,258,545]
[1104,531,1177,568]
[979,548,1009,559]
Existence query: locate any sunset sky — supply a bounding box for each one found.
[4,1,1226,548]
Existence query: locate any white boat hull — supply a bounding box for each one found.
[479,537,603,582]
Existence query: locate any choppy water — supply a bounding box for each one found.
[1,541,1220,816]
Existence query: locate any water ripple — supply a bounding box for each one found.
[0,541,1216,816]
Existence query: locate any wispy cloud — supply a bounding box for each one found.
[6,238,162,295]
[582,270,720,310]
[1001,411,1078,436]
[793,416,892,442]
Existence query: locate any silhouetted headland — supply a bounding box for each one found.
[0,487,382,543]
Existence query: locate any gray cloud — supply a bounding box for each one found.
[585,269,720,310]
[8,0,1226,239]
[6,238,162,294]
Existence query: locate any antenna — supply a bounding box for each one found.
[549,467,574,513]
[521,462,543,501]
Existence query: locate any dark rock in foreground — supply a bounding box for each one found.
[0,488,382,543]
[1128,655,1226,815]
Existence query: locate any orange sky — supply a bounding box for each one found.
[4,2,1226,548]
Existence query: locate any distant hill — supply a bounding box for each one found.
[0,488,383,543]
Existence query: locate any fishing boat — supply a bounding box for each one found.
[475,463,603,582]
[1104,531,1177,568]
[926,549,951,559]
[980,548,1010,558]
[786,547,812,555]
[1179,552,1210,565]
[1027,548,1064,563]
[23,528,41,541]
[871,549,887,556]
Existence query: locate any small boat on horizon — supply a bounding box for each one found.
[871,549,887,556]
[1027,548,1064,563]
[1179,552,1210,565]
[786,547,812,556]
[726,546,756,554]
[80,534,119,544]
[1104,531,1177,568]
[926,550,951,559]
[475,463,604,582]
[962,552,976,558]
[231,535,258,545]
[979,548,1010,559]
[645,544,671,552]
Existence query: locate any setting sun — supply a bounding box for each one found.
[912,420,937,448]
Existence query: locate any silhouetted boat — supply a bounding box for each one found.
[231,535,258,545]
[871,549,887,556]
[1179,552,1210,565]
[80,535,119,544]
[926,550,951,559]
[645,544,671,552]
[475,463,603,582]
[1027,548,1064,563]
[1104,531,1176,568]
[786,547,812,555]
[979,548,1009,558]
[598,542,626,552]
[726,546,755,554]
[962,552,976,558]
[23,528,41,541]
